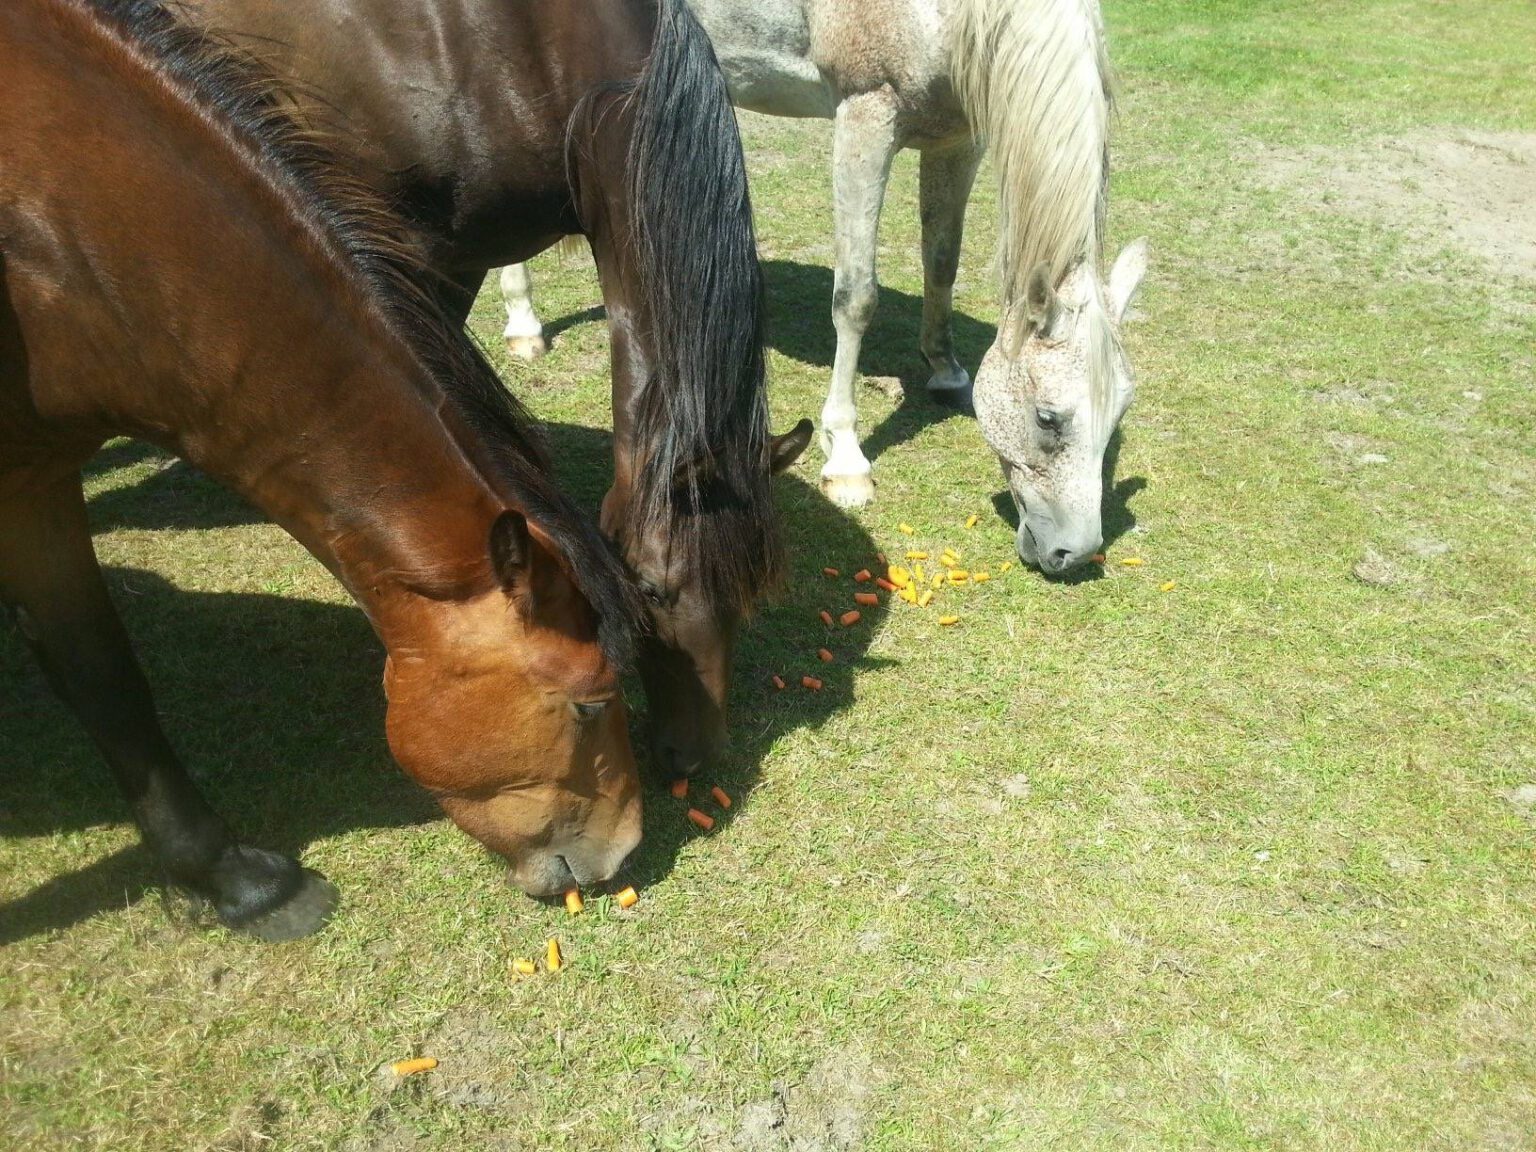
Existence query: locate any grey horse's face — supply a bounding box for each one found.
[974,240,1148,575]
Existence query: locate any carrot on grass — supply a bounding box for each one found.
[564,888,583,915]
[965,514,979,529]
[687,807,716,830]
[1091,553,1107,565]
[818,648,834,663]
[711,786,733,809]
[905,550,928,560]
[615,886,639,909]
[512,958,536,976]
[854,591,879,606]
[854,569,872,582]
[918,590,934,608]
[822,567,840,577]
[819,610,834,627]
[1121,557,1145,567]
[899,523,914,534]
[771,674,787,691]
[939,615,960,626]
[801,676,823,691]
[546,938,562,972]
[875,577,897,592]
[839,610,861,627]
[391,1058,437,1077]
[973,572,991,583]
[669,778,689,799]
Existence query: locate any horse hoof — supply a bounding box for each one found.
[821,471,875,508]
[225,867,339,942]
[928,382,974,416]
[505,334,547,361]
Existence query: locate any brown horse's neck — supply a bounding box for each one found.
[3,0,508,638]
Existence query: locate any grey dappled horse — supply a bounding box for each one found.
[502,0,1148,572]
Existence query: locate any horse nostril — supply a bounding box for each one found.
[1047,547,1073,571]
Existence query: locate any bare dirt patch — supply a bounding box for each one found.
[735,1046,882,1152]
[1264,129,1536,280]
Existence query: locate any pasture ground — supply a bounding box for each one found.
[3,1,1534,1148]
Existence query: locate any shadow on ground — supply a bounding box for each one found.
[1,423,883,943]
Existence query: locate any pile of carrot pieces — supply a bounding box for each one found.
[774,516,1167,694]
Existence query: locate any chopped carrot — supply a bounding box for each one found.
[801,676,823,692]
[905,550,929,560]
[546,937,563,972]
[949,570,970,584]
[512,958,536,976]
[564,888,583,915]
[687,807,716,830]
[938,554,957,568]
[1160,580,1177,592]
[931,571,945,588]
[711,786,733,809]
[818,648,834,663]
[875,577,897,592]
[899,523,914,534]
[899,585,918,604]
[1120,557,1144,567]
[973,572,991,583]
[938,615,960,626]
[918,590,934,608]
[854,569,872,583]
[888,565,911,588]
[999,562,1013,573]
[669,778,689,799]
[839,610,861,626]
[822,567,840,578]
[819,610,834,627]
[854,591,879,606]
[615,886,639,909]
[942,547,961,560]
[391,1057,438,1077]
[965,514,979,529]
[771,674,786,691]
[1091,553,1107,565]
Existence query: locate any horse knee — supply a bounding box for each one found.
[832,278,878,331]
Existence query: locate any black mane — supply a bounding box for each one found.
[83,0,644,664]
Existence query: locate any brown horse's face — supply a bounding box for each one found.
[609,422,812,780]
[381,513,640,897]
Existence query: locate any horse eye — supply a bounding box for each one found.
[1035,408,1061,432]
[572,700,609,722]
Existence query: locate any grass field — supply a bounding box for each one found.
[4,1,1535,1148]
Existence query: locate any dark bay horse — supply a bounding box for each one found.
[1,0,648,936]
[183,0,814,778]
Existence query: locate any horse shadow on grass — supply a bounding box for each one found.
[0,423,885,943]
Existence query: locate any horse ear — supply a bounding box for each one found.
[769,419,813,475]
[489,509,532,590]
[1024,261,1059,334]
[1107,238,1149,323]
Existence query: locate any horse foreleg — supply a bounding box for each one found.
[822,89,900,508]
[919,138,983,407]
[0,472,336,940]
[499,263,547,361]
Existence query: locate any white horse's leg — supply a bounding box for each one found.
[499,263,547,361]
[821,89,900,508]
[918,139,983,399]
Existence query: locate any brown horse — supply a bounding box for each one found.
[0,0,649,937]
[180,0,814,780]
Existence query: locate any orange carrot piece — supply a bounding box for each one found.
[615,886,639,909]
[1091,553,1107,565]
[822,567,840,577]
[669,778,689,799]
[819,610,834,627]
[948,570,970,584]
[918,590,934,608]
[854,569,872,583]
[905,550,929,560]
[854,591,879,606]
[391,1057,438,1077]
[711,786,733,809]
[512,958,536,976]
[1120,557,1145,567]
[687,808,716,830]
[938,615,960,626]
[564,888,583,915]
[1160,580,1177,592]
[801,676,823,691]
[875,577,897,592]
[973,572,991,583]
[771,674,787,691]
[965,514,979,529]
[546,937,563,971]
[839,610,861,627]
[818,648,834,663]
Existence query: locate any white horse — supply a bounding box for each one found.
[502,0,1147,573]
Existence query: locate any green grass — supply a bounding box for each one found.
[4,1,1535,1147]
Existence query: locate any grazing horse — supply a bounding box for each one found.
[0,0,648,936]
[503,0,1149,571]
[181,0,813,778]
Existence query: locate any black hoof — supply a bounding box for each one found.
[929,385,975,416]
[226,867,339,942]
